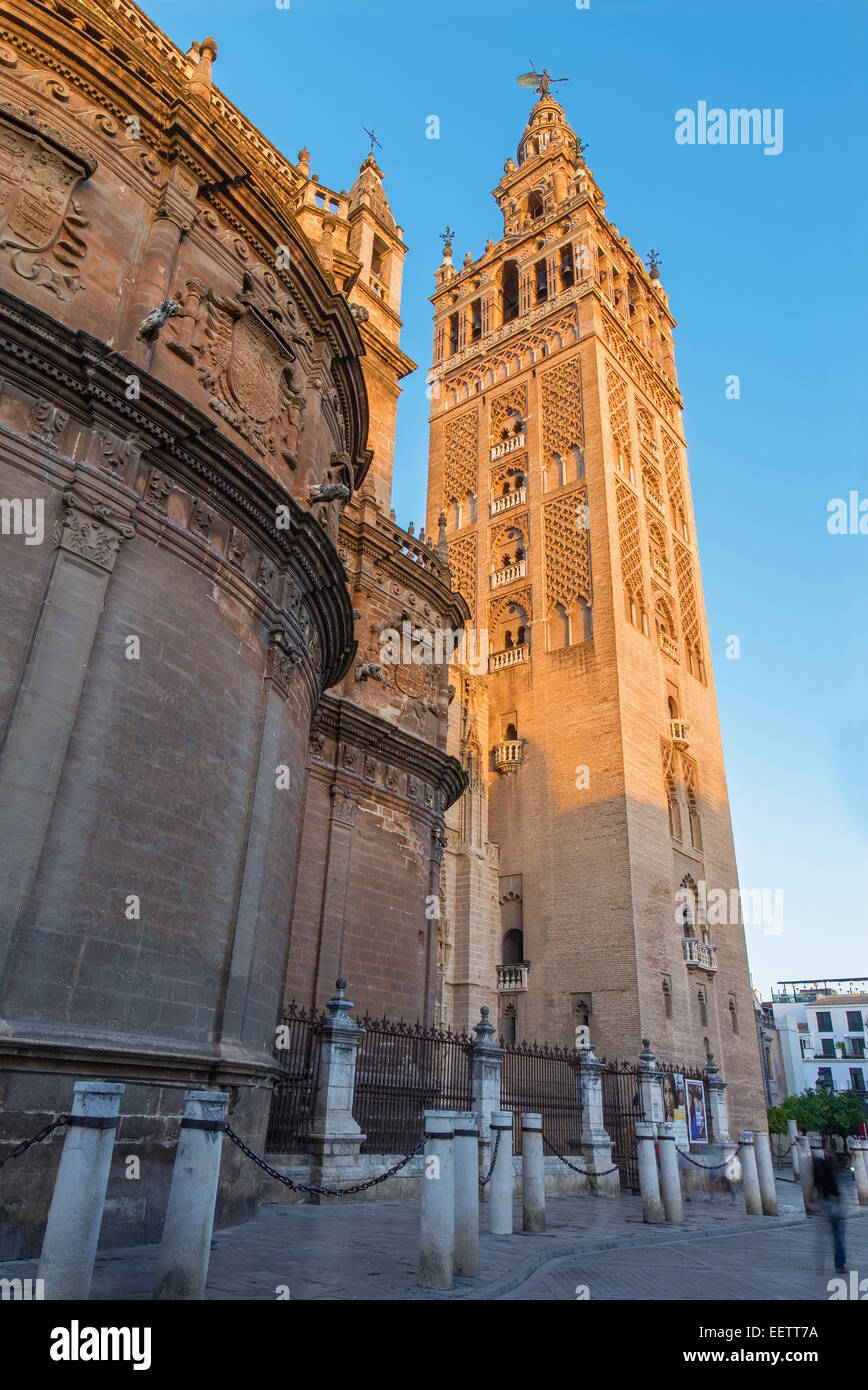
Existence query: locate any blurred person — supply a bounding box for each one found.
[812,1137,847,1273]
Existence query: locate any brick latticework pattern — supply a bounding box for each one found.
[490,384,528,438]
[661,740,682,840]
[636,404,658,457]
[662,430,687,534]
[540,358,584,460]
[443,410,479,504]
[543,488,591,613]
[607,365,632,467]
[674,538,702,666]
[448,532,478,621]
[616,478,645,616]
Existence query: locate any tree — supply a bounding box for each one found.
[770,1089,867,1151]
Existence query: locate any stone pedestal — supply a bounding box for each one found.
[795,1135,815,1212]
[37,1080,124,1300]
[657,1121,683,1223]
[153,1090,230,1300]
[849,1139,868,1206]
[636,1121,663,1224]
[753,1130,778,1216]
[469,1006,503,1199]
[305,980,365,1200]
[704,1052,732,1145]
[578,1043,616,1196]
[521,1112,545,1233]
[637,1038,664,1131]
[787,1119,800,1178]
[738,1131,763,1216]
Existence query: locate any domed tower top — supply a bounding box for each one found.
[517,94,579,166]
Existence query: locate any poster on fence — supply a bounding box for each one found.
[663,1071,689,1146]
[685,1076,708,1143]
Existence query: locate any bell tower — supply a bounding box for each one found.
[426,80,765,1129]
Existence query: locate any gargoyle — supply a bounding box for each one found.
[355,661,384,683]
[309,482,350,505]
[136,299,179,343]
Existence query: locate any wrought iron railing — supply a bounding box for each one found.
[499,1038,583,1156]
[353,1015,473,1155]
[265,1001,325,1154]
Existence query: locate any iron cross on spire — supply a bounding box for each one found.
[517,64,569,97]
[363,126,381,154]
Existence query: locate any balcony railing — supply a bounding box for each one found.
[644,486,666,516]
[497,963,529,992]
[682,938,718,972]
[491,558,527,590]
[494,739,523,773]
[490,433,526,462]
[490,643,530,672]
[490,487,527,516]
[658,630,679,662]
[651,554,670,583]
[669,718,689,750]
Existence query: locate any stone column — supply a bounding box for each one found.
[578,1043,616,1194]
[453,1111,479,1276]
[738,1131,763,1216]
[849,1139,868,1207]
[0,488,135,994]
[795,1135,815,1213]
[704,1052,732,1144]
[306,980,365,1198]
[753,1130,778,1216]
[521,1112,545,1233]
[637,1039,664,1131]
[657,1121,683,1223]
[118,174,198,363]
[37,1080,125,1300]
[787,1119,800,1178]
[636,1121,663,1224]
[419,1111,455,1290]
[469,1005,503,1196]
[489,1110,514,1236]
[153,1090,230,1300]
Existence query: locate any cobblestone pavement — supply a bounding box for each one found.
[1,1178,863,1301]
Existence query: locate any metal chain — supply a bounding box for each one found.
[223,1124,425,1196]
[542,1132,621,1177]
[478,1126,502,1187]
[675,1144,744,1171]
[0,1115,70,1168]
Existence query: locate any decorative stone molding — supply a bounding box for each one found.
[29,399,69,450]
[264,624,301,698]
[329,784,358,827]
[55,489,135,572]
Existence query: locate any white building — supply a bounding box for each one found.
[767,980,868,1099]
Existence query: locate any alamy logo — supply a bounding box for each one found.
[49,1320,152,1370]
[827,1269,868,1300]
[0,498,44,545]
[675,102,783,156]
[0,1276,45,1299]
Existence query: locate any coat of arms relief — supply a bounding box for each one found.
[165,271,307,470]
[0,102,95,299]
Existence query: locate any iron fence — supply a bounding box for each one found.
[499,1038,583,1155]
[601,1060,644,1190]
[353,1015,473,1155]
[265,1002,325,1154]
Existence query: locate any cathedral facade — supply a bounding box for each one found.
[427,84,766,1130]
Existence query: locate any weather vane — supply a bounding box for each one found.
[517,63,569,98]
[440,225,455,246]
[645,248,662,280]
[363,126,381,154]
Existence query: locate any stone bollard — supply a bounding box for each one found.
[737,1131,763,1216]
[787,1119,800,1178]
[656,1122,683,1223]
[489,1110,514,1235]
[753,1130,778,1216]
[795,1134,815,1213]
[849,1139,868,1207]
[636,1121,663,1224]
[521,1112,545,1233]
[37,1079,125,1300]
[153,1090,230,1300]
[453,1111,479,1277]
[419,1111,455,1290]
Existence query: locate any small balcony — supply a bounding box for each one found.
[682,937,718,973]
[497,963,529,992]
[658,630,679,662]
[490,432,526,462]
[490,642,530,672]
[651,554,670,584]
[669,718,689,750]
[490,487,527,517]
[494,739,523,774]
[644,486,666,516]
[491,558,527,590]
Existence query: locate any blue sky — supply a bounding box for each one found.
[147,0,867,998]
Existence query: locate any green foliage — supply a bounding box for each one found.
[772,1088,867,1140]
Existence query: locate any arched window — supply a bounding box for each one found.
[655,595,675,640]
[668,695,679,719]
[698,989,708,1027]
[548,603,570,652]
[678,875,698,937]
[527,190,544,221]
[502,927,524,964]
[501,260,519,324]
[534,258,548,304]
[451,498,462,530]
[663,978,673,1020]
[504,722,518,742]
[666,776,682,839]
[687,788,703,851]
[501,1001,517,1045]
[559,244,574,289]
[729,998,739,1035]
